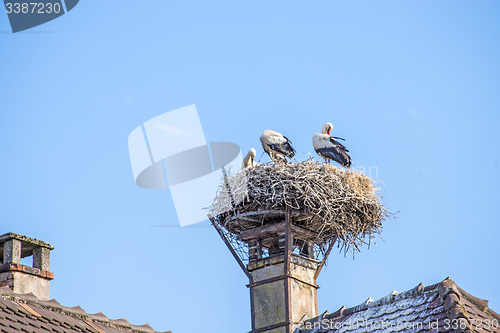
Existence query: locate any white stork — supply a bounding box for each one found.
[313,123,351,167]
[242,148,257,169]
[260,130,296,163]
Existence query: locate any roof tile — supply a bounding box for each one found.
[131,324,155,333]
[61,305,87,317]
[13,293,39,304]
[17,303,41,318]
[109,318,131,329]
[46,322,65,333]
[295,278,499,333]
[84,320,105,333]
[327,306,346,320]
[0,288,12,296]
[38,299,62,310]
[87,313,109,323]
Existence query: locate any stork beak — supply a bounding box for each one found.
[327,130,331,135]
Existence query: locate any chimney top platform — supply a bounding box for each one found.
[0,233,54,262]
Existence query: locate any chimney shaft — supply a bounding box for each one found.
[211,208,335,333]
[241,213,321,333]
[248,254,319,333]
[0,233,54,300]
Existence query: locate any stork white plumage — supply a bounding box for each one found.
[242,148,257,169]
[313,123,351,168]
[260,130,296,163]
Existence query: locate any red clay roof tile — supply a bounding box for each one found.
[0,290,169,333]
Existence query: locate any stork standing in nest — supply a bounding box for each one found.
[260,130,296,163]
[242,148,257,169]
[313,123,351,167]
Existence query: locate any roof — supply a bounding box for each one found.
[0,286,171,333]
[295,278,500,333]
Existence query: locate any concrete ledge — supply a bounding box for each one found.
[0,233,54,250]
[248,254,319,271]
[0,264,54,280]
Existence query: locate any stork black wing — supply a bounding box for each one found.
[315,138,351,167]
[269,136,296,158]
[330,137,349,152]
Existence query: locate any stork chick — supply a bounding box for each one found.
[242,148,257,169]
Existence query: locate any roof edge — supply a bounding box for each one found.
[337,280,441,317]
[0,288,165,333]
[312,276,498,326]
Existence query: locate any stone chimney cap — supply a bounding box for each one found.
[0,233,54,261]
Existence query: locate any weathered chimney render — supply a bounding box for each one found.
[211,209,334,333]
[247,253,319,333]
[0,233,54,300]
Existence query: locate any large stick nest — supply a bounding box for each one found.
[209,161,391,252]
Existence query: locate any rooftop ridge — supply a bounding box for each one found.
[438,277,500,330]
[296,277,499,333]
[339,280,439,316]
[0,287,170,333]
[438,277,479,332]
[302,278,445,329]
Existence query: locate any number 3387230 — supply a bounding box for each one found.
[5,3,61,14]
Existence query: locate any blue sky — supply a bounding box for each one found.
[1,1,499,332]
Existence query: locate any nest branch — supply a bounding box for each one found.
[209,161,392,254]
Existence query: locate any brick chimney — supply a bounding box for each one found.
[0,233,54,300]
